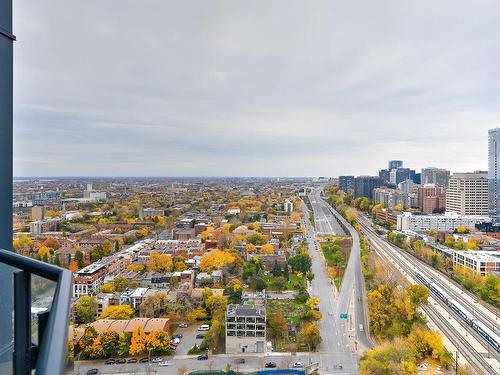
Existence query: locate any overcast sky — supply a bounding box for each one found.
[13,1,500,177]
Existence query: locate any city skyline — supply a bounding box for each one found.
[14,1,500,177]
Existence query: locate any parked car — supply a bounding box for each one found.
[265,362,277,368]
[198,324,210,331]
[86,370,99,375]
[197,354,208,360]
[139,357,149,363]
[158,361,170,367]
[178,323,188,328]
[127,358,137,363]
[151,357,163,363]
[115,358,126,364]
[235,358,245,364]
[172,334,183,339]
[293,362,303,368]
[196,333,205,339]
[104,359,115,365]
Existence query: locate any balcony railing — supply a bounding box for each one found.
[0,249,72,375]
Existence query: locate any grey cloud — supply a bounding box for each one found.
[13,0,500,176]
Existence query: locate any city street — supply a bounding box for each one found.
[301,187,372,374]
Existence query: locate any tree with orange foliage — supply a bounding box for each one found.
[260,244,275,255]
[246,243,256,254]
[129,326,147,356]
[68,260,78,273]
[290,212,302,222]
[42,236,61,250]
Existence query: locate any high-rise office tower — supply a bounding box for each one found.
[388,160,403,170]
[354,176,384,199]
[488,128,500,221]
[421,167,450,188]
[339,176,355,192]
[446,171,488,216]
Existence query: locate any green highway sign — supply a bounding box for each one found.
[340,313,348,319]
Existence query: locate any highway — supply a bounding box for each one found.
[301,187,373,374]
[358,215,500,374]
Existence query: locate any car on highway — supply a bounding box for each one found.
[104,359,115,365]
[359,324,364,331]
[196,333,205,339]
[86,370,99,375]
[127,358,137,363]
[115,358,126,364]
[197,354,208,360]
[151,357,163,363]
[178,323,188,328]
[265,362,277,368]
[293,361,303,368]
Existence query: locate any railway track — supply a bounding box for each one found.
[359,218,500,334]
[360,220,500,373]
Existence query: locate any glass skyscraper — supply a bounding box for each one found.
[488,128,500,221]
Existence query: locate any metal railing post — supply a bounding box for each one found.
[13,270,31,375]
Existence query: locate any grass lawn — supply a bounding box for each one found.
[265,274,306,291]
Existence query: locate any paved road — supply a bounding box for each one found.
[308,193,345,237]
[74,353,317,375]
[302,189,362,374]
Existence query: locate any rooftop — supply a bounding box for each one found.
[226,304,266,318]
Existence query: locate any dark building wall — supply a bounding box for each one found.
[0,0,14,367]
[339,176,355,192]
[354,176,383,199]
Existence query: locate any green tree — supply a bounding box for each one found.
[113,276,129,293]
[74,249,85,269]
[288,253,312,274]
[75,296,97,323]
[99,330,119,357]
[117,332,131,357]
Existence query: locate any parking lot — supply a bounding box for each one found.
[173,323,202,355]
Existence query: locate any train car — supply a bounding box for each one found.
[429,282,450,303]
[472,320,500,352]
[447,299,475,324]
[415,272,431,286]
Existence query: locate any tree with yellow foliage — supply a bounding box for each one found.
[186,307,207,323]
[298,323,321,351]
[260,244,275,255]
[205,294,228,315]
[38,246,51,259]
[147,251,174,272]
[145,330,171,355]
[99,305,134,320]
[199,249,236,272]
[127,264,145,273]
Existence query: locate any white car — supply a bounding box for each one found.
[158,361,170,367]
[178,323,188,328]
[151,357,163,363]
[293,362,303,368]
[198,324,210,331]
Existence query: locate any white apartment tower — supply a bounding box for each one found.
[446,171,488,216]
